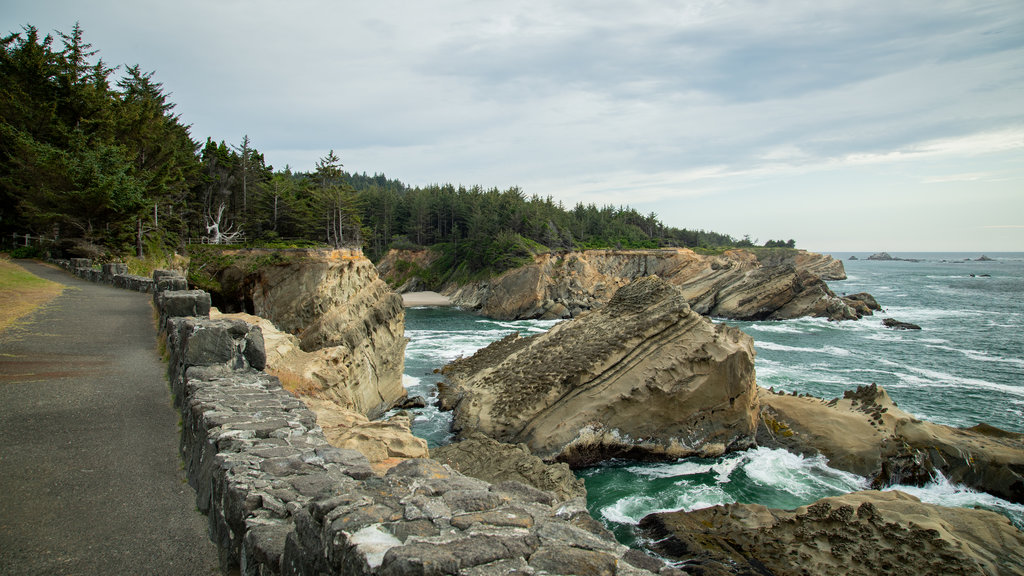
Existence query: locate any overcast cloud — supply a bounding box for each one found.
[4,0,1023,251]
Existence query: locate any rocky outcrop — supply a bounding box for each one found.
[639,490,1024,576]
[383,247,869,322]
[209,310,429,474]
[757,384,1024,503]
[868,252,921,262]
[157,293,665,575]
[431,434,587,503]
[195,249,407,419]
[439,276,759,467]
[883,317,922,330]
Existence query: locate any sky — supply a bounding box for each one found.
[3,1,1023,252]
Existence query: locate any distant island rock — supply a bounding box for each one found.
[977,255,994,261]
[867,252,920,262]
[848,255,859,260]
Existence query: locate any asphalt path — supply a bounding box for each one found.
[0,260,220,575]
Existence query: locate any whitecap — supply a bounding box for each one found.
[885,473,1024,530]
[748,323,807,334]
[742,447,867,498]
[626,461,715,478]
[599,484,731,525]
[901,366,1024,398]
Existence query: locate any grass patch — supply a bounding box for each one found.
[0,255,65,332]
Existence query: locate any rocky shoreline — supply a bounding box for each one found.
[380,247,880,323]
[434,275,1024,574]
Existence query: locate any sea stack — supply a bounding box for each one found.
[439,276,759,466]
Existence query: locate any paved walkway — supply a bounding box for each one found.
[0,261,220,575]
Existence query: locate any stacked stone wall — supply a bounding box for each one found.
[60,261,667,575]
[52,258,160,293]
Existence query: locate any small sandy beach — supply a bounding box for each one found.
[401,291,452,307]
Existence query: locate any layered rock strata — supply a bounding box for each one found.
[382,247,872,322]
[639,490,1024,576]
[156,288,665,575]
[758,384,1024,503]
[439,276,759,466]
[196,249,407,419]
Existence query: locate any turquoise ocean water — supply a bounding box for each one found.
[395,252,1024,545]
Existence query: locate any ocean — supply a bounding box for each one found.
[396,252,1024,545]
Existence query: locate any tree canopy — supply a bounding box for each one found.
[1,23,787,276]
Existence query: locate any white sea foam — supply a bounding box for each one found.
[748,323,807,334]
[885,473,1024,529]
[626,461,715,478]
[599,483,731,525]
[742,448,866,498]
[901,366,1024,398]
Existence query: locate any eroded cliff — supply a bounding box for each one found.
[438,276,760,466]
[380,247,873,322]
[191,248,407,418]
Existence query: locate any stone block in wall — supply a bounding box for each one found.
[153,268,182,283]
[102,262,127,284]
[157,276,188,292]
[156,290,212,332]
[69,257,91,270]
[113,274,156,293]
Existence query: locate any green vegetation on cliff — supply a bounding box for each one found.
[2,23,792,281]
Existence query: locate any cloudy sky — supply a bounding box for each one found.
[5,1,1023,252]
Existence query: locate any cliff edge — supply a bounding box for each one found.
[380,247,873,322]
[190,248,407,419]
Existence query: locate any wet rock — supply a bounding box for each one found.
[639,490,1024,576]
[882,317,922,330]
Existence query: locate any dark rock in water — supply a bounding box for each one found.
[977,255,994,261]
[848,255,859,260]
[882,318,922,330]
[392,395,428,410]
[867,252,920,262]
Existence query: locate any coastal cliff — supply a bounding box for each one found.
[380,247,873,322]
[190,248,407,418]
[758,384,1024,504]
[439,276,760,466]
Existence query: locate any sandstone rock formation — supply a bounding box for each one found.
[639,490,1024,576]
[758,384,1024,503]
[431,433,587,503]
[210,310,428,473]
[381,247,872,322]
[304,397,428,474]
[438,276,759,466]
[197,249,407,419]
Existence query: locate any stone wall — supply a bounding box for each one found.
[147,281,668,574]
[53,258,161,293]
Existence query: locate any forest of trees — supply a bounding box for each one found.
[1,24,792,279]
